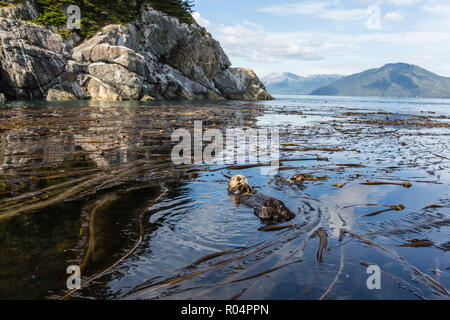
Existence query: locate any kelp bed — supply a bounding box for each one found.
[0,98,449,300]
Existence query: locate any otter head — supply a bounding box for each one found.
[228,175,253,195]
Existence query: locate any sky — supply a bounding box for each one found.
[192,0,450,78]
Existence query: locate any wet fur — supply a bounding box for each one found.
[228,175,295,224]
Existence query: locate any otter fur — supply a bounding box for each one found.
[228,175,295,224]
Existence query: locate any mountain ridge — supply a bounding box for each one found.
[311,63,450,98]
[261,72,343,95]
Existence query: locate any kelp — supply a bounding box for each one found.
[361,204,405,217]
[123,209,323,299]
[258,225,294,232]
[209,156,328,172]
[1,100,448,299]
[80,195,118,271]
[342,229,450,297]
[59,186,169,300]
[359,262,426,300]
[319,244,344,300]
[361,181,412,188]
[400,239,434,248]
[315,228,328,263]
[0,159,189,221]
[363,218,450,236]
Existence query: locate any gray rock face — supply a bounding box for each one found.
[0,2,271,102]
[166,31,231,90]
[0,1,38,21]
[85,76,122,101]
[214,68,274,101]
[46,81,85,101]
[88,62,143,100]
[0,17,70,99]
[0,92,6,103]
[72,24,140,62]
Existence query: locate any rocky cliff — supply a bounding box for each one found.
[0,1,273,102]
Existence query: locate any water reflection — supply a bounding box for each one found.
[320,184,390,239]
[0,97,448,300]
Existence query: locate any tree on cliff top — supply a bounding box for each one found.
[8,0,195,40]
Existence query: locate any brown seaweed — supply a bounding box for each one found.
[361,204,405,217]
[361,181,412,188]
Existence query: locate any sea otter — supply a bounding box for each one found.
[228,175,295,224]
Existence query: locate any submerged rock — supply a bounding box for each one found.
[0,2,272,102]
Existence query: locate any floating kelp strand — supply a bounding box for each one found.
[315,228,328,263]
[124,215,321,299]
[59,186,169,300]
[361,204,405,217]
[319,243,344,300]
[359,262,427,300]
[422,204,446,209]
[0,175,94,206]
[188,242,265,267]
[80,194,118,271]
[209,156,329,172]
[219,209,324,300]
[433,154,450,160]
[399,239,434,248]
[170,259,303,301]
[332,183,345,188]
[361,181,412,188]
[0,173,107,221]
[258,225,294,232]
[183,225,316,300]
[154,259,304,300]
[0,161,170,220]
[336,163,368,168]
[342,203,390,209]
[342,229,450,297]
[363,218,450,236]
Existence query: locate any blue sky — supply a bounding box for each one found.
[192,0,450,77]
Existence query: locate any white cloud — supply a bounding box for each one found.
[192,12,211,29]
[208,16,450,68]
[257,1,368,22]
[387,0,421,5]
[355,0,422,5]
[213,22,323,62]
[423,4,450,15]
[194,0,450,76]
[384,12,404,22]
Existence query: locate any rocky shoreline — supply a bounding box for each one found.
[0,1,273,102]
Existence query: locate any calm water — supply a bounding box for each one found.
[0,95,448,300]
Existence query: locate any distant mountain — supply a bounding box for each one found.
[261,72,343,95]
[311,63,450,98]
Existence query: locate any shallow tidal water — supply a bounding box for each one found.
[0,95,449,300]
